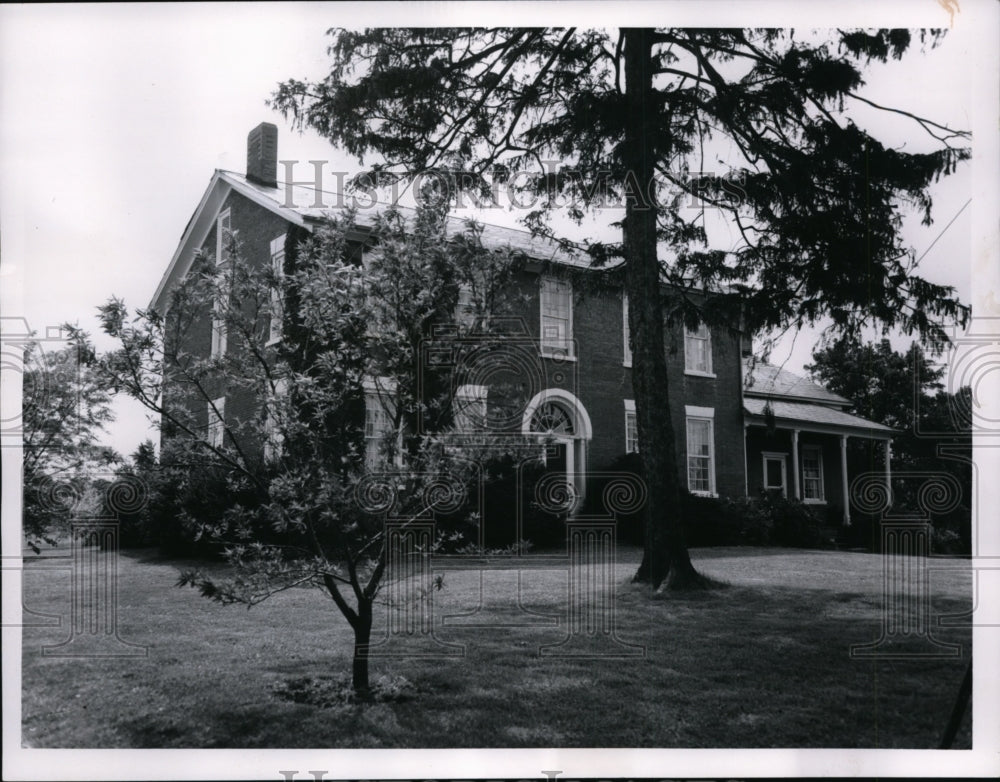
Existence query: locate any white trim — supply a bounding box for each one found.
[624,399,638,454]
[456,383,488,399]
[539,275,574,359]
[210,299,227,359]
[761,451,788,496]
[151,171,313,311]
[216,207,232,266]
[840,435,851,525]
[800,443,825,502]
[622,293,632,367]
[207,396,226,448]
[362,375,398,393]
[685,412,716,496]
[454,384,488,431]
[683,321,713,376]
[267,233,287,345]
[685,405,715,419]
[523,388,591,505]
[791,428,801,500]
[744,416,893,441]
[521,388,593,440]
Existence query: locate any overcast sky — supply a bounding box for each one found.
[0,2,991,459]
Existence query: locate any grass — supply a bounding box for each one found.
[20,545,972,748]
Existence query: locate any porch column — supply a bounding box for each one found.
[840,435,850,526]
[884,440,892,500]
[791,429,801,500]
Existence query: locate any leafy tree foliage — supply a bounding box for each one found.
[21,334,118,553]
[94,203,533,698]
[273,27,970,589]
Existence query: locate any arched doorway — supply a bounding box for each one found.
[522,389,592,507]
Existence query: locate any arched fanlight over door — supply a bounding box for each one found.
[529,401,575,436]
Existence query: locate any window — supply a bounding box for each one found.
[684,322,713,376]
[207,397,225,448]
[210,304,227,359]
[364,392,394,468]
[455,284,477,329]
[454,384,487,432]
[268,234,286,344]
[624,399,638,454]
[801,445,825,502]
[622,294,632,367]
[216,208,232,265]
[263,379,287,462]
[540,276,573,357]
[685,406,715,495]
[762,452,788,496]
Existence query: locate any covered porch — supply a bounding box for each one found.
[743,398,894,525]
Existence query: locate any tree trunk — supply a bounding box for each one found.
[352,598,373,701]
[622,28,703,591]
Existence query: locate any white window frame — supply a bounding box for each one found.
[539,275,575,359]
[262,378,288,462]
[624,399,638,454]
[216,208,232,266]
[364,392,393,469]
[363,377,402,469]
[454,384,488,432]
[622,293,632,367]
[761,451,788,497]
[455,283,477,330]
[210,304,227,359]
[267,233,286,345]
[800,444,826,503]
[207,396,226,449]
[685,405,716,496]
[684,321,715,377]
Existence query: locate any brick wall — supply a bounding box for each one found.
[495,267,747,499]
[163,193,748,500]
[745,426,846,514]
[162,190,293,454]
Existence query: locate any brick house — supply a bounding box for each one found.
[151,123,892,524]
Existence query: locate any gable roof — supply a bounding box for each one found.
[743,359,850,407]
[151,169,593,310]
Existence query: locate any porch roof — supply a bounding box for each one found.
[744,397,893,439]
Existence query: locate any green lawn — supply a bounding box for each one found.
[20,545,972,748]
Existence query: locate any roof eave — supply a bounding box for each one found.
[743,411,895,440]
[150,171,310,312]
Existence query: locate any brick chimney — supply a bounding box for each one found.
[246,122,278,187]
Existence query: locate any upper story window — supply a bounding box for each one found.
[684,321,714,376]
[268,234,286,344]
[455,284,477,330]
[685,405,716,496]
[210,301,227,359]
[454,384,488,432]
[207,396,226,449]
[364,391,397,469]
[216,208,232,266]
[624,399,638,454]
[622,294,632,367]
[540,276,573,358]
[801,445,825,502]
[263,378,288,462]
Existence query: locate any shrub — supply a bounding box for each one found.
[756,491,827,548]
[465,453,563,549]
